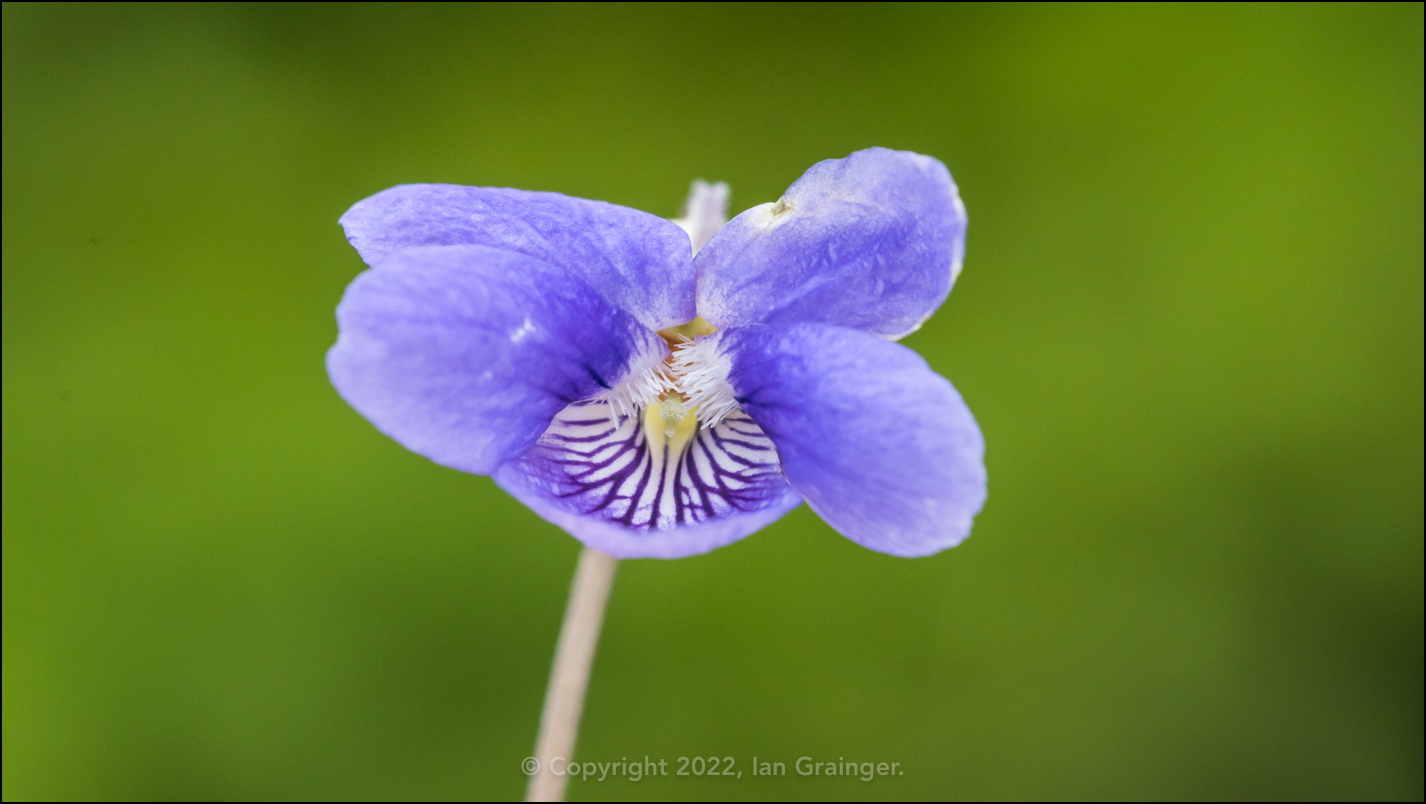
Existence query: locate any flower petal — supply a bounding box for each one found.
[722,323,986,556]
[694,148,967,339]
[340,184,695,330]
[494,398,803,559]
[327,244,666,475]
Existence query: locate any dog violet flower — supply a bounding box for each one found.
[328,147,986,559]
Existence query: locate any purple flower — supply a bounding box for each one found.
[328,148,986,559]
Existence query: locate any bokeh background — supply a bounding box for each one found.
[3,3,1421,800]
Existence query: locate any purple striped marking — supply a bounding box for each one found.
[518,398,790,531]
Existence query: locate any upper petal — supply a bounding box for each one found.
[694,148,967,339]
[722,322,986,556]
[327,244,666,475]
[340,184,695,331]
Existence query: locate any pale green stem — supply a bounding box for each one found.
[526,546,619,802]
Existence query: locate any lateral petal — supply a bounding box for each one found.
[723,323,986,556]
[327,245,666,475]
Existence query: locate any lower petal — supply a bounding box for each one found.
[722,323,986,557]
[495,397,802,558]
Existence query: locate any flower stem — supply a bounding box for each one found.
[526,546,619,802]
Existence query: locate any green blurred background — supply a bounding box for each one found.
[3,3,1421,800]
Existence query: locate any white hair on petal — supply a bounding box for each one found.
[669,332,740,429]
[596,338,676,419]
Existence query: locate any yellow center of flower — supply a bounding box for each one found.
[597,315,737,442]
[645,389,700,446]
[621,316,724,446]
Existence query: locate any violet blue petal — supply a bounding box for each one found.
[327,244,666,475]
[723,323,986,556]
[695,148,967,339]
[340,184,695,330]
[494,400,802,559]
[495,449,803,560]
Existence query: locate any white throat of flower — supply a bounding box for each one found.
[594,327,738,439]
[667,333,738,428]
[596,343,676,420]
[592,180,739,437]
